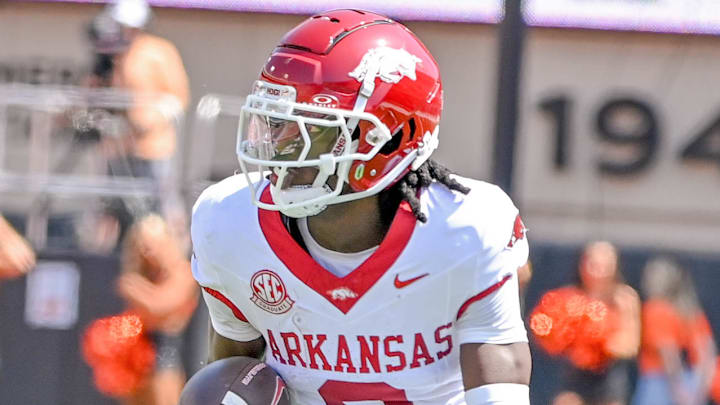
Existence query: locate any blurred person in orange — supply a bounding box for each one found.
[531,241,641,405]
[0,214,36,280]
[84,0,190,250]
[113,214,198,405]
[632,257,716,405]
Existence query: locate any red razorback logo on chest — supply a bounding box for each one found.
[507,214,527,248]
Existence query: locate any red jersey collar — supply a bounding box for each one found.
[257,186,417,314]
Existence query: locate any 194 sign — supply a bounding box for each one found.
[539,94,720,175]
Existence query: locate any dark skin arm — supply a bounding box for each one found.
[208,327,266,363]
[460,342,532,389]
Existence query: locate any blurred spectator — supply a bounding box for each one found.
[77,3,195,402]
[0,214,35,396]
[531,241,641,405]
[0,214,36,279]
[115,214,197,405]
[632,257,716,405]
[84,0,190,251]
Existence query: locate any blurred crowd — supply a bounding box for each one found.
[529,241,719,405]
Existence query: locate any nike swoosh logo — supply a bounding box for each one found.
[394,273,429,289]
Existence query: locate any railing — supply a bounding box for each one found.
[0,84,185,249]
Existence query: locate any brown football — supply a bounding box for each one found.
[179,356,291,405]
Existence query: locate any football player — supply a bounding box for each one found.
[191,9,531,405]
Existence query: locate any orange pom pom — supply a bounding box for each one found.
[566,341,608,371]
[531,287,621,371]
[578,299,610,342]
[530,312,553,337]
[93,362,143,397]
[81,312,156,397]
[530,287,585,355]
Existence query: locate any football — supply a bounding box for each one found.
[179,356,291,405]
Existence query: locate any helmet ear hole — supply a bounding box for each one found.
[379,119,416,156]
[407,118,417,141]
[351,125,361,141]
[378,130,402,156]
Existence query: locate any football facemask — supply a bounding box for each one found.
[236,81,396,218]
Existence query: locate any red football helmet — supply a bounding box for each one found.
[236,9,442,217]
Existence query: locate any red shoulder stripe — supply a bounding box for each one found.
[456,274,513,319]
[202,286,249,322]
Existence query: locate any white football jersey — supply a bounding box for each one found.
[191,175,529,405]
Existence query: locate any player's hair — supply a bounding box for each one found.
[379,159,470,224]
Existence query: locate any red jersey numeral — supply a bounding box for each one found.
[318,380,413,405]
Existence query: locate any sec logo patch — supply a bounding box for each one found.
[250,270,294,314]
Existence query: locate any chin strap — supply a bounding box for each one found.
[271,184,330,218]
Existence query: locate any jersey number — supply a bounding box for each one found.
[318,380,413,404]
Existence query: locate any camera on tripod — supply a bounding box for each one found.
[70,107,128,144]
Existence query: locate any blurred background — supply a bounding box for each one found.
[1,0,719,404]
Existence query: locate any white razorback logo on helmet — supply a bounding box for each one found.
[349,47,422,84]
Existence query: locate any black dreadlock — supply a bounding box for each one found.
[378,159,471,225]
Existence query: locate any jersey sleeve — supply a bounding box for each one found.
[191,192,262,342]
[455,260,528,345]
[192,254,262,342]
[455,185,529,345]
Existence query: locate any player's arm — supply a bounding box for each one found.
[457,187,532,404]
[201,285,267,364]
[460,342,531,401]
[457,272,531,405]
[192,241,265,363]
[191,193,264,363]
[197,282,266,364]
[209,328,265,362]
